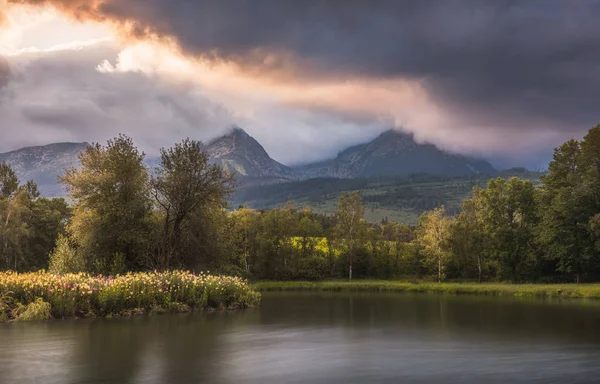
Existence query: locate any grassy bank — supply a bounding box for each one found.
[253,280,600,299]
[0,271,261,322]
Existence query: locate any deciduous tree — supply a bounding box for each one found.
[416,206,451,282]
[61,135,153,273]
[334,192,366,281]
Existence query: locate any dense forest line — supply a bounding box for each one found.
[1,125,599,283]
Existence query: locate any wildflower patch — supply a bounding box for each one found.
[0,270,261,321]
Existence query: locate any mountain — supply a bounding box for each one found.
[0,142,88,196]
[0,127,498,197]
[297,129,496,178]
[205,127,296,184]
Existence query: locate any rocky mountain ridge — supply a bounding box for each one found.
[0,127,496,196]
[0,142,88,197]
[205,127,296,184]
[298,130,496,178]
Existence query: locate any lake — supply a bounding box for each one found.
[2,292,600,383]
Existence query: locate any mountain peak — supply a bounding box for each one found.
[207,127,267,158]
[230,126,250,137]
[377,129,412,139]
[206,127,295,182]
[298,128,496,178]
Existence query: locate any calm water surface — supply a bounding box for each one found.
[2,292,600,383]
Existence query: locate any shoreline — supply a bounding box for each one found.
[252,280,600,299]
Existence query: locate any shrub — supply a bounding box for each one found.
[49,234,86,274]
[14,298,52,321]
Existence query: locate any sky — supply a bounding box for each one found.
[0,0,599,169]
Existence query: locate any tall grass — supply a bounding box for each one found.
[253,280,600,299]
[0,270,260,321]
[13,298,52,321]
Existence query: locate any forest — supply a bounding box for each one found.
[1,125,599,283]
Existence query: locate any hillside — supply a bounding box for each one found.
[0,142,87,196]
[231,169,543,225]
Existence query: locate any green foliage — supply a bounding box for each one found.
[537,124,600,282]
[150,138,235,270]
[0,163,70,272]
[416,206,451,282]
[232,170,543,225]
[334,192,367,280]
[14,297,52,322]
[478,177,538,281]
[252,280,600,299]
[26,197,71,270]
[49,234,86,274]
[0,162,18,198]
[0,292,15,321]
[61,135,154,273]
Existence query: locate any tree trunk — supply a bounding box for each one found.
[438,256,441,283]
[349,262,352,281]
[477,255,482,283]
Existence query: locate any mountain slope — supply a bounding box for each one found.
[205,127,296,183]
[298,129,496,178]
[0,142,88,196]
[232,170,543,224]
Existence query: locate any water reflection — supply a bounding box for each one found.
[1,292,600,383]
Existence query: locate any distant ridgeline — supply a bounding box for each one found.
[231,169,543,225]
[0,128,527,223]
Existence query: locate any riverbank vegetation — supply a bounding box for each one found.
[0,125,599,302]
[0,271,260,322]
[253,281,600,299]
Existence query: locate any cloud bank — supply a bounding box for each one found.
[0,43,234,154]
[2,0,600,167]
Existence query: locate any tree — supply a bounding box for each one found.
[0,165,40,271]
[26,197,71,271]
[151,138,234,270]
[591,213,600,253]
[416,206,451,283]
[296,213,323,259]
[61,135,153,273]
[254,202,298,279]
[334,192,366,281]
[537,125,600,282]
[448,186,493,282]
[229,207,259,275]
[0,188,31,270]
[0,163,18,198]
[0,162,70,272]
[476,177,538,282]
[49,234,85,274]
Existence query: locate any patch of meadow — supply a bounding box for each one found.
[0,270,260,321]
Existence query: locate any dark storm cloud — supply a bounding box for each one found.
[11,0,600,135]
